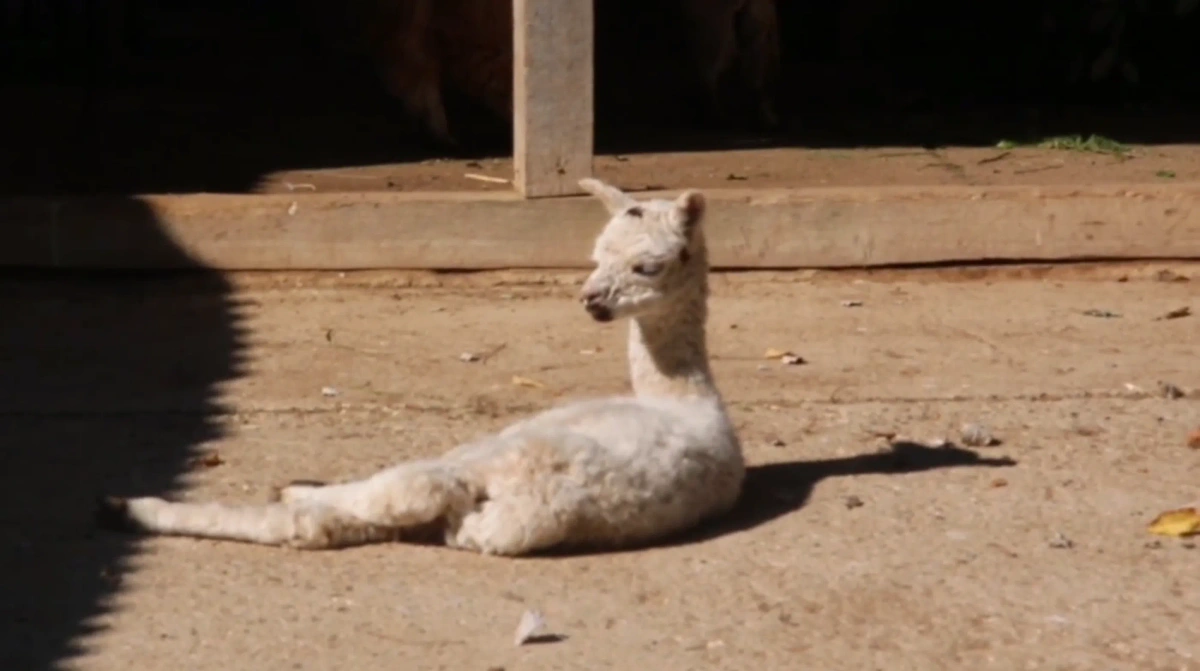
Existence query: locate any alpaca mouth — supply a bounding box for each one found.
[585,303,614,322]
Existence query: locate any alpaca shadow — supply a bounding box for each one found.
[683,441,1018,546]
[533,441,1016,559]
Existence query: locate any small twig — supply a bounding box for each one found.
[940,324,1020,368]
[1014,164,1064,175]
[476,342,508,363]
[977,151,1012,165]
[464,173,510,184]
[326,342,396,358]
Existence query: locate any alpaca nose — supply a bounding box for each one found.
[581,289,604,306]
[580,287,614,322]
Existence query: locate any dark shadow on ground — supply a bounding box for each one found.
[0,242,247,665]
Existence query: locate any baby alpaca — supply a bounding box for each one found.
[95,179,745,556]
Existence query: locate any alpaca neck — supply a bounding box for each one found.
[626,279,719,400]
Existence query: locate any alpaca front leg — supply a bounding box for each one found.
[94,497,397,549]
[449,496,571,556]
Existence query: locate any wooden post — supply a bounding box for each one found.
[512,0,594,198]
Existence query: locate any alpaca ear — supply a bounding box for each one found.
[672,189,706,237]
[579,178,636,215]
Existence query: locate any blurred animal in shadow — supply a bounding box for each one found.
[299,0,782,147]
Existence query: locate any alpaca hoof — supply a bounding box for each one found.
[268,479,329,503]
[94,495,138,533]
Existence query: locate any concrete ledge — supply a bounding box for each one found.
[2,184,1199,270]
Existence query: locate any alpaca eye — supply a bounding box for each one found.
[632,261,664,277]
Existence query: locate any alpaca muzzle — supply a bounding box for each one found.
[581,290,614,322]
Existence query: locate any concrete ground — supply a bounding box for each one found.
[2,263,1198,671]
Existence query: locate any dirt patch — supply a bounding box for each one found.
[2,265,1198,670]
[257,144,1200,194]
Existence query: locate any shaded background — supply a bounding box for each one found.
[2,0,1199,195]
[0,1,1195,668]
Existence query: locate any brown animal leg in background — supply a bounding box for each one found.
[375,0,458,146]
[679,1,740,123]
[734,0,782,129]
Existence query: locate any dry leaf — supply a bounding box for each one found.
[1158,381,1186,399]
[1154,306,1191,321]
[1049,532,1074,549]
[1187,428,1200,449]
[764,348,806,365]
[1155,269,1190,283]
[188,451,225,469]
[514,609,547,646]
[511,375,545,389]
[1148,508,1200,537]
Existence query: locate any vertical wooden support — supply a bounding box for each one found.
[512,0,594,198]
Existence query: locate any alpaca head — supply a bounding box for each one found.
[577,178,707,323]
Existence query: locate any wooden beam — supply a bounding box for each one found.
[512,0,594,198]
[1,184,1199,270]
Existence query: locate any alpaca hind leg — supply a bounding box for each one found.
[272,459,478,531]
[94,497,398,550]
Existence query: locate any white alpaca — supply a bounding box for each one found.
[95,179,745,555]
